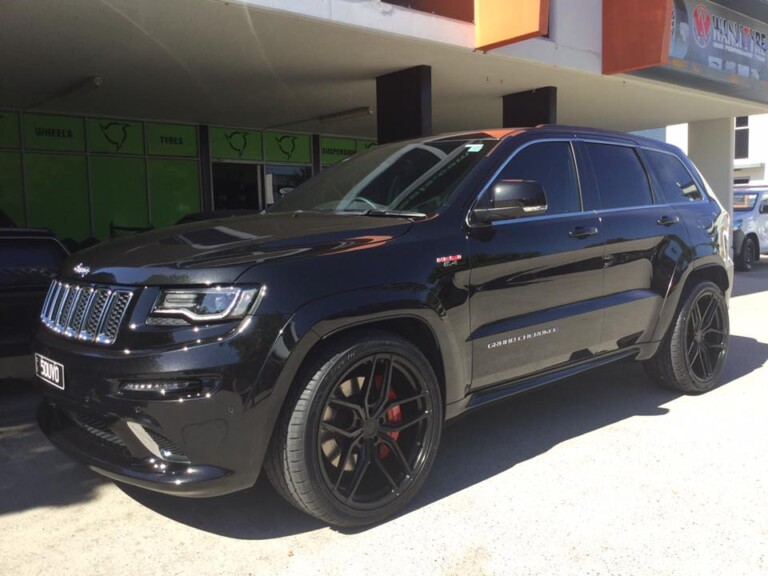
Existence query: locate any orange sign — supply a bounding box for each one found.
[475,0,550,51]
[603,0,673,75]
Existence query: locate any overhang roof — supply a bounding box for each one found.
[1,0,767,137]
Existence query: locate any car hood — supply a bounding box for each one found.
[59,212,414,286]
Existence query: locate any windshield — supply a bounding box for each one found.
[267,138,498,214]
[733,192,759,212]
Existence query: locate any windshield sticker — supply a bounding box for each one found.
[465,144,484,153]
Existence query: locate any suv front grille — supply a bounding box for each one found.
[41,280,134,345]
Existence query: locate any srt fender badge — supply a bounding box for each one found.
[436,254,462,267]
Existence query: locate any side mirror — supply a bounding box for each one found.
[473,180,548,224]
[760,204,768,214]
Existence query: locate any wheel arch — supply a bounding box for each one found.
[251,287,467,441]
[745,232,760,254]
[315,317,447,408]
[647,261,731,347]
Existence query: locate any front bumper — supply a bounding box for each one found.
[33,316,285,497]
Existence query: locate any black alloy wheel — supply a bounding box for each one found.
[644,281,729,394]
[266,332,442,527]
[684,289,728,383]
[317,353,433,508]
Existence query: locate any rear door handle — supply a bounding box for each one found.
[569,226,599,239]
[657,215,681,226]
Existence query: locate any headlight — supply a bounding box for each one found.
[149,286,261,323]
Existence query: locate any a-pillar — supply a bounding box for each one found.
[503,87,558,127]
[687,118,734,215]
[376,65,432,144]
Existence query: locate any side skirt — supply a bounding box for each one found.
[445,348,639,421]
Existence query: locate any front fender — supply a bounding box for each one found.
[252,285,469,420]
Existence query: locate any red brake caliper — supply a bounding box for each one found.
[374,375,401,458]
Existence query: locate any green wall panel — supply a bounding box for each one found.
[0,152,25,226]
[88,118,144,155]
[148,159,200,228]
[264,131,311,164]
[91,157,148,241]
[0,112,20,149]
[25,154,89,241]
[23,114,85,152]
[209,127,263,161]
[147,123,198,157]
[321,136,357,166]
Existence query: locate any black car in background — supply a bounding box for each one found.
[34,126,732,527]
[1,228,68,359]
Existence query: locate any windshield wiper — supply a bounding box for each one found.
[362,209,427,219]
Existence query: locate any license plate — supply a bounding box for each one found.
[35,353,65,390]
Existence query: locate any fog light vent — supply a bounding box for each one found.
[121,381,194,395]
[119,379,217,400]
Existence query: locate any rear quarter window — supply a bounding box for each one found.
[643,149,704,203]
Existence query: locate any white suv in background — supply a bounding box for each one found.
[733,185,768,271]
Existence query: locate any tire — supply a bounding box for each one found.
[265,331,443,527]
[736,236,756,271]
[644,281,729,394]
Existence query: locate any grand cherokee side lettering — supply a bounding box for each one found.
[487,327,559,349]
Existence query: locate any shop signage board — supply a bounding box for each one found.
[665,0,768,102]
[87,118,144,155]
[147,123,198,157]
[321,136,357,166]
[22,114,86,152]
[0,111,20,149]
[357,140,376,153]
[209,127,263,161]
[264,131,311,164]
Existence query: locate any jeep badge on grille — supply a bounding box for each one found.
[73,263,91,278]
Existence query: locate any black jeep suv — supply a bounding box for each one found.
[35,126,732,527]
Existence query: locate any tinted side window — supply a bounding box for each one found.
[643,150,703,203]
[587,144,652,210]
[496,141,580,215]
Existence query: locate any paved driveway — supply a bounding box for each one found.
[2,264,768,576]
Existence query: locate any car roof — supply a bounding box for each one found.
[425,125,682,155]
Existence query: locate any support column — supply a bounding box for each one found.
[687,118,734,215]
[503,86,557,127]
[376,65,432,144]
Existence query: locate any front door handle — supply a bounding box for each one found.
[657,215,681,226]
[569,226,599,239]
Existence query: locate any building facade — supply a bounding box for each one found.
[2,0,768,246]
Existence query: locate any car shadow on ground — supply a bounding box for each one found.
[732,259,768,297]
[3,335,766,539]
[0,379,107,516]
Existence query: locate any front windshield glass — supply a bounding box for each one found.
[733,193,759,212]
[267,138,498,214]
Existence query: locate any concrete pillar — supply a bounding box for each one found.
[503,86,557,127]
[687,118,734,215]
[376,65,432,144]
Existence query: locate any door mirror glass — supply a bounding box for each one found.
[473,180,548,223]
